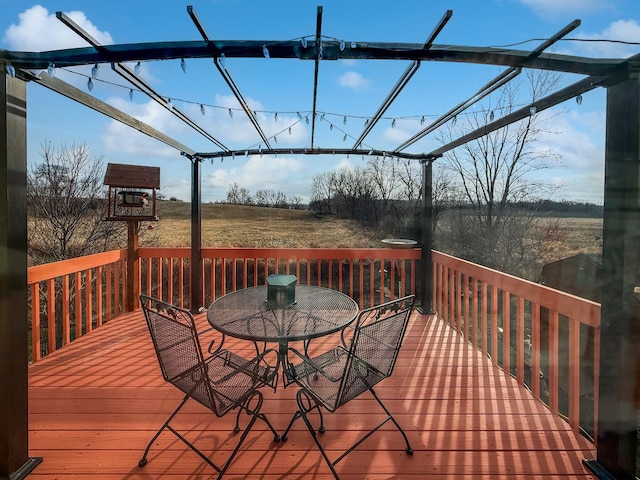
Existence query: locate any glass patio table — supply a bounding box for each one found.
[207,285,359,389]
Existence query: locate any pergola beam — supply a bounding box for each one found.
[427,73,608,158]
[2,42,631,77]
[310,6,323,148]
[187,6,271,150]
[25,70,196,156]
[55,12,229,151]
[353,9,452,149]
[194,147,435,161]
[394,19,581,152]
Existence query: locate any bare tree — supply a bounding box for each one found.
[437,69,563,278]
[27,142,124,264]
[225,182,252,205]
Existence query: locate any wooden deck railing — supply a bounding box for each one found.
[27,249,128,361]
[432,251,600,441]
[26,247,421,361]
[138,247,421,309]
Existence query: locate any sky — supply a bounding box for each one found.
[1,0,639,204]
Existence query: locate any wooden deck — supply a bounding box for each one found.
[27,309,596,479]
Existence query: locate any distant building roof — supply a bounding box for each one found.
[104,163,160,189]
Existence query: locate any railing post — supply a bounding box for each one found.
[0,63,41,478]
[126,220,140,311]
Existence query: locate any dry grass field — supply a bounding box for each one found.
[138,201,384,248]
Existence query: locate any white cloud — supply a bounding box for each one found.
[572,19,640,58]
[3,5,113,50]
[517,0,613,19]
[338,71,369,90]
[203,155,308,201]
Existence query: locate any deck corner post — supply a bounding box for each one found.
[0,63,42,478]
[586,72,640,479]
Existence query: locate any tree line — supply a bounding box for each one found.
[225,182,304,209]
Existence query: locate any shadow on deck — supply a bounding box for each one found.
[27,309,596,479]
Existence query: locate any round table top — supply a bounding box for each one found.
[207,285,359,343]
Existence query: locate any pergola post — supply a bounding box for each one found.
[190,157,203,312]
[584,72,640,479]
[420,159,435,314]
[0,64,41,478]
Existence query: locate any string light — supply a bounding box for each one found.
[420,116,425,126]
[339,40,346,51]
[391,118,396,128]
[350,41,357,48]
[288,127,292,135]
[263,45,270,58]
[87,77,94,91]
[91,63,99,78]
[343,134,347,141]
[305,116,309,124]
[274,112,278,121]
[47,62,55,78]
[529,105,537,115]
[576,94,583,105]
[228,108,233,118]
[129,89,134,100]
[6,64,15,78]
[489,111,495,122]
[180,58,187,73]
[300,38,308,48]
[343,116,347,125]
[134,62,141,75]
[219,53,226,68]
[167,98,173,110]
[200,104,205,115]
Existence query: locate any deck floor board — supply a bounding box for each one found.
[28,309,596,479]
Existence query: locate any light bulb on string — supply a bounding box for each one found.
[274,112,278,122]
[364,118,369,127]
[339,40,345,51]
[288,127,292,135]
[350,41,357,49]
[91,63,99,79]
[452,116,457,126]
[228,108,233,118]
[200,104,205,116]
[47,62,55,78]
[166,98,173,110]
[529,105,537,115]
[180,58,187,73]
[6,64,15,78]
[87,77,93,92]
[305,116,309,124]
[330,123,333,131]
[134,62,141,75]
[576,94,583,105]
[129,89,134,100]
[391,118,396,128]
[300,38,308,48]
[262,45,270,58]
[343,116,347,125]
[297,112,302,119]
[420,116,425,126]
[273,135,278,144]
[219,53,226,68]
[343,134,347,142]
[489,111,495,122]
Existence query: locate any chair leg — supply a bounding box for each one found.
[281,389,324,441]
[368,386,413,454]
[291,389,340,479]
[138,394,190,467]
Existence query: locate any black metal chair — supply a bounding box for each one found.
[282,294,416,479]
[138,295,280,479]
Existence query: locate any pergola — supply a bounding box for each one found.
[1,5,638,479]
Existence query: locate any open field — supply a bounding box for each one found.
[139,202,384,248]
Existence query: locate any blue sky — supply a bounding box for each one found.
[1,0,639,204]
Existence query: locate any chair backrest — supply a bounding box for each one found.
[336,295,415,408]
[140,295,217,412]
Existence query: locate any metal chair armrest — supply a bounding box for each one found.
[288,346,345,383]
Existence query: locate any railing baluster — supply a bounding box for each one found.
[31,283,41,362]
[62,275,70,345]
[548,309,560,413]
[47,278,55,354]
